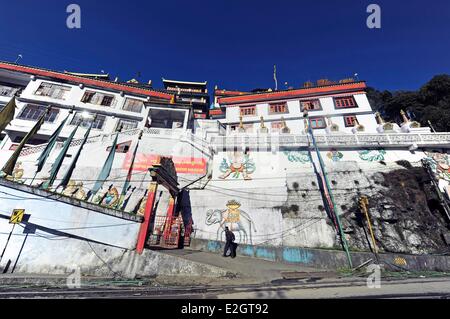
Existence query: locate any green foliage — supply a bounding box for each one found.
[366,74,450,132]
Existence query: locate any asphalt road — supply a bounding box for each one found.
[1,277,449,299]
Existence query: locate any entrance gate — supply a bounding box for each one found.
[136,156,192,253]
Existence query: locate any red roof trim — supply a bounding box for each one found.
[218,82,367,105]
[0,62,173,100]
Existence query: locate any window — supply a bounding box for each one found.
[309,117,327,129]
[17,104,59,123]
[34,82,70,100]
[334,96,357,109]
[69,112,106,130]
[81,91,115,107]
[117,119,139,131]
[123,98,144,113]
[269,103,288,114]
[240,106,256,116]
[271,122,284,133]
[301,99,322,111]
[344,115,358,127]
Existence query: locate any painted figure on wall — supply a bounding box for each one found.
[206,200,257,245]
[6,161,25,183]
[327,149,344,162]
[424,151,450,197]
[101,186,120,208]
[424,152,450,181]
[219,151,255,180]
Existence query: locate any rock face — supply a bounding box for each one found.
[342,166,449,254]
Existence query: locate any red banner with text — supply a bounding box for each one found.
[123,153,207,174]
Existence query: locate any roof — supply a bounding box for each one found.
[0,61,172,100]
[162,78,207,87]
[215,89,250,97]
[218,81,367,105]
[64,71,110,79]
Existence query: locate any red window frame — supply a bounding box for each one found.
[301,99,322,111]
[309,117,327,129]
[334,96,357,109]
[269,103,288,114]
[344,115,358,127]
[240,106,256,116]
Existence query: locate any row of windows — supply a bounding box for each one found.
[34,82,145,114]
[231,115,359,132]
[16,104,140,131]
[238,96,358,117]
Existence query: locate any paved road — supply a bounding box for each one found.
[1,276,449,299]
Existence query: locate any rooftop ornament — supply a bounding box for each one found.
[375,112,395,133]
[326,117,339,133]
[351,117,365,134]
[259,116,268,134]
[281,116,291,134]
[400,109,421,132]
[238,116,246,133]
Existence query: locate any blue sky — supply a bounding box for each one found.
[0,0,449,92]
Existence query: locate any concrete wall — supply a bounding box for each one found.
[191,238,450,272]
[188,147,450,254]
[0,180,229,278]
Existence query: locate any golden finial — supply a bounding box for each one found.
[281,116,290,134]
[260,116,266,129]
[400,109,409,123]
[375,112,384,125]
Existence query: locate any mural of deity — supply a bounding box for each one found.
[219,151,256,180]
[424,152,450,182]
[327,149,344,162]
[283,151,311,163]
[101,186,120,208]
[206,200,257,244]
[358,149,386,162]
[73,182,87,200]
[5,161,25,183]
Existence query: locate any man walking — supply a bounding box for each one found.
[223,226,236,258]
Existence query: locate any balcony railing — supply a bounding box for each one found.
[210,132,450,151]
[0,85,19,97]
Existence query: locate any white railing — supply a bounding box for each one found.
[211,132,450,150]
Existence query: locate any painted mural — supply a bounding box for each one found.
[4,161,25,183]
[424,151,450,197]
[327,149,344,162]
[205,200,257,244]
[283,151,311,164]
[358,149,386,162]
[219,151,255,180]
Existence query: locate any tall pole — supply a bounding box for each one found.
[0,224,15,264]
[306,114,353,268]
[359,196,379,255]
